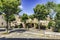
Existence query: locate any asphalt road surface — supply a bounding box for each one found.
[0,38,59,40]
[0,28,60,40]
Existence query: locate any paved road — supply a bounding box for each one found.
[0,28,60,39]
[0,38,59,40]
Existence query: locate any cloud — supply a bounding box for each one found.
[19,5,23,9]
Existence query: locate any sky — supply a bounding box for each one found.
[19,0,60,15]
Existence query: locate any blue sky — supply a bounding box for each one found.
[19,0,60,15]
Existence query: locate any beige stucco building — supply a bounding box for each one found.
[0,13,50,29]
[11,14,22,27]
[0,14,21,28]
[39,20,49,27]
[0,14,7,27]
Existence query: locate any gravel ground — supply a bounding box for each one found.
[0,28,60,39]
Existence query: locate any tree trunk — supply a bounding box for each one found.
[38,23,40,30]
[9,22,11,29]
[34,23,36,29]
[6,19,9,33]
[6,15,9,33]
[22,23,25,28]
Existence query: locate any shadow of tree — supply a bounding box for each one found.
[9,28,27,33]
[0,37,56,40]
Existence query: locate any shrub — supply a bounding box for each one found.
[54,20,60,32]
[48,21,55,29]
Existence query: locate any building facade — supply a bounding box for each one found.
[0,14,7,28]
[0,14,21,28]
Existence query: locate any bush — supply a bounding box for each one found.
[48,21,52,29]
[48,21,55,29]
[54,20,60,32]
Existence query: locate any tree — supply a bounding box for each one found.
[21,13,28,28]
[0,0,21,33]
[33,2,57,30]
[4,14,15,28]
[46,2,56,9]
[33,4,50,20]
[55,4,60,20]
[48,20,55,29]
[29,14,34,20]
[21,13,28,23]
[54,4,60,32]
[46,2,56,20]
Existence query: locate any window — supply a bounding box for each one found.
[1,22,3,25]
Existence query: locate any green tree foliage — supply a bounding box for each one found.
[0,0,21,14]
[46,2,60,32]
[55,4,60,20]
[46,2,56,9]
[0,0,21,32]
[29,14,34,19]
[33,4,50,20]
[54,4,60,32]
[21,13,28,23]
[54,20,60,32]
[46,2,56,20]
[48,20,55,29]
[34,2,56,20]
[33,2,58,30]
[4,14,15,22]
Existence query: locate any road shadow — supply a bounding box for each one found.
[0,28,5,31]
[9,28,27,33]
[0,37,58,40]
